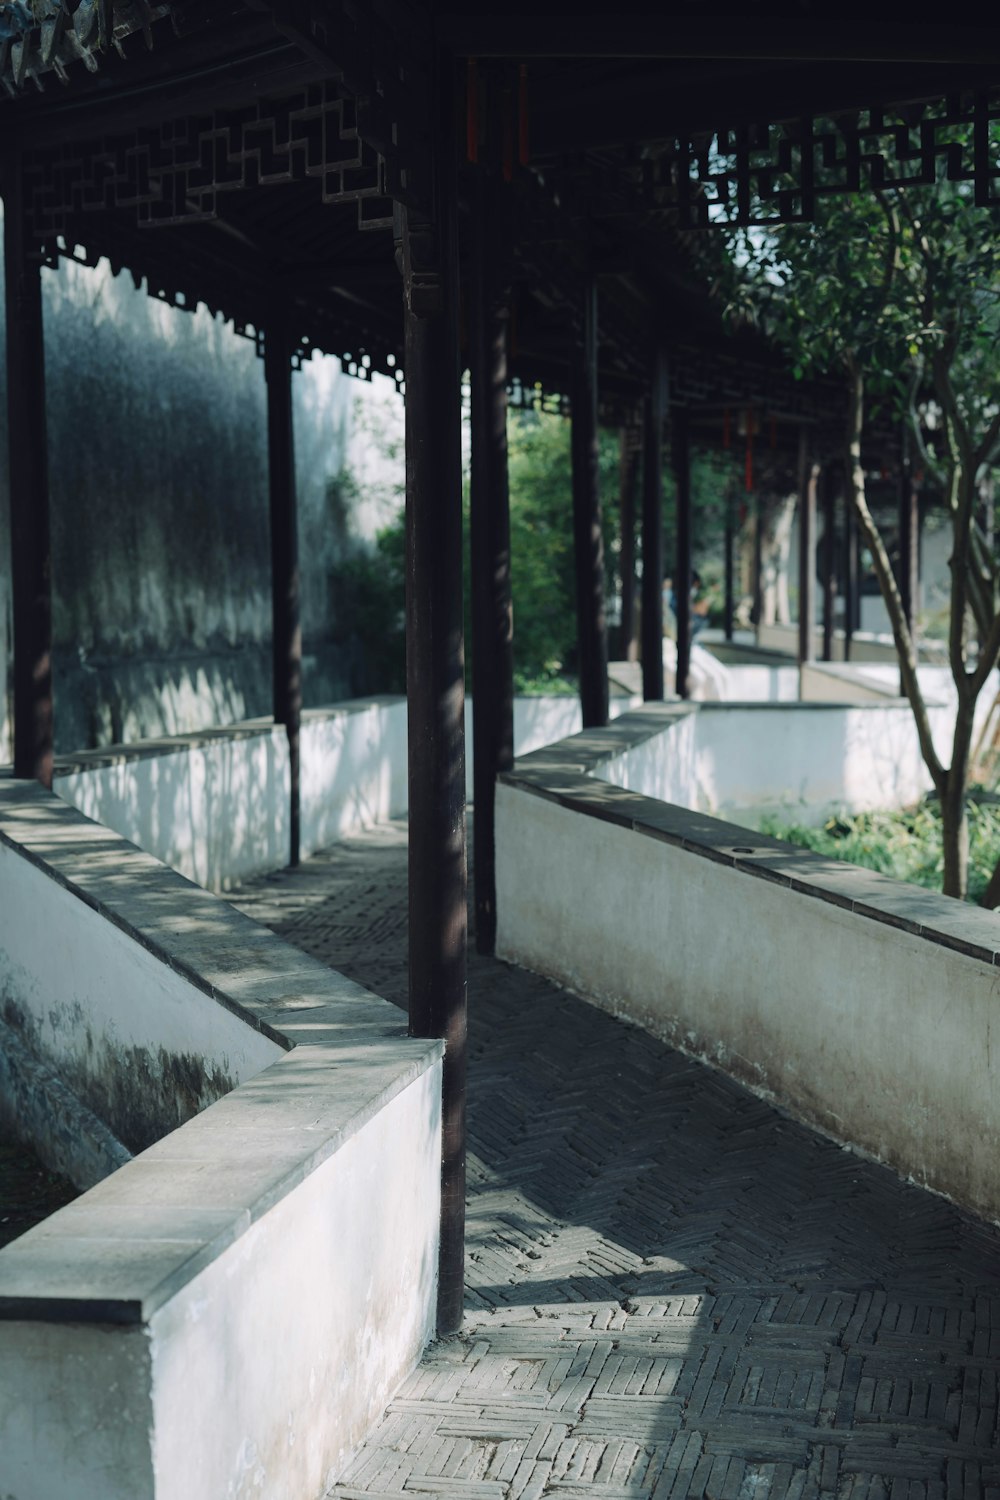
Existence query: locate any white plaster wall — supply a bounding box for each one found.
[757,621,908,663]
[0,1324,156,1500]
[723,665,801,702]
[147,1066,441,1500]
[495,784,1000,1219]
[300,700,408,858]
[0,1064,441,1500]
[593,714,700,809]
[55,725,290,891]
[696,704,939,824]
[0,840,282,1144]
[291,692,601,855]
[799,662,897,703]
[595,704,955,826]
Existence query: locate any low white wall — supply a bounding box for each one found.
[594,701,950,827]
[300,697,408,857]
[496,724,1000,1220]
[757,620,949,667]
[464,693,641,798]
[0,782,443,1500]
[723,664,801,702]
[52,699,410,891]
[55,694,643,893]
[54,721,290,892]
[800,661,898,703]
[755,621,879,661]
[696,703,940,824]
[0,828,282,1152]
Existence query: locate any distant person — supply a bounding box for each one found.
[664,571,710,639]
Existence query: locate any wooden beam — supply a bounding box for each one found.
[399,100,467,1336]
[264,306,302,867]
[437,15,1000,65]
[469,171,514,957]
[4,149,53,787]
[570,281,609,728]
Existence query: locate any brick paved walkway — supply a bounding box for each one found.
[232,819,1000,1500]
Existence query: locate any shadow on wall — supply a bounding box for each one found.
[0,207,402,760]
[56,728,290,891]
[55,700,412,890]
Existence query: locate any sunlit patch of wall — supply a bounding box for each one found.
[0,198,407,758]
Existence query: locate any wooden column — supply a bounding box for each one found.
[4,150,53,787]
[618,428,639,663]
[673,409,692,699]
[899,446,919,639]
[264,311,301,867]
[751,493,763,631]
[797,428,815,669]
[399,153,467,1332]
[723,478,735,642]
[843,497,858,662]
[570,282,609,728]
[469,170,514,957]
[641,356,666,700]
[821,464,837,662]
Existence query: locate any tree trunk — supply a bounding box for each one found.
[940,770,970,900]
[940,681,977,900]
[843,365,946,795]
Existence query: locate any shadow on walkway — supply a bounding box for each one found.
[233,818,1000,1500]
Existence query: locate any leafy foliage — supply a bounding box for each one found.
[723,137,1000,896]
[328,406,741,697]
[502,409,620,691]
[759,798,1000,907]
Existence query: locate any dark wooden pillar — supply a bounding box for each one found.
[821,464,837,662]
[673,409,692,699]
[843,497,858,662]
[4,150,53,787]
[398,143,467,1332]
[641,355,666,700]
[723,477,735,642]
[618,428,639,663]
[469,170,514,957]
[570,281,609,727]
[751,493,763,631]
[797,429,815,668]
[264,311,301,867]
[899,446,919,640]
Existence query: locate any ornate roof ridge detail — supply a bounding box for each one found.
[0,0,172,95]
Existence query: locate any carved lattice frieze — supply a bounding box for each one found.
[26,82,395,236]
[673,95,1000,225]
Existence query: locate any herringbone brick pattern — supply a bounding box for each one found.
[232,819,1000,1500]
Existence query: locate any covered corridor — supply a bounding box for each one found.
[233,820,1000,1500]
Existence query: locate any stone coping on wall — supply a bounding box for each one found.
[502,702,1000,968]
[49,695,407,776]
[0,779,441,1325]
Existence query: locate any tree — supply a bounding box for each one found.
[725,158,1000,899]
